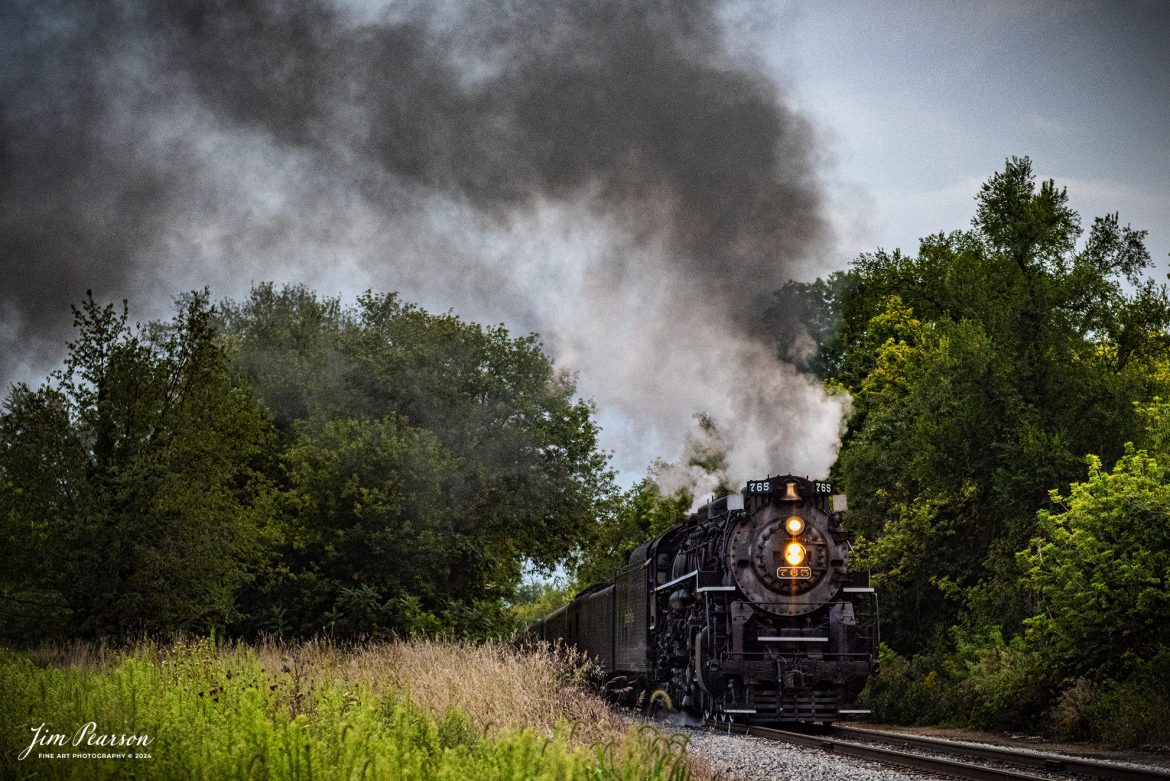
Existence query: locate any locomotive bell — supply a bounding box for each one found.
[779,480,802,501]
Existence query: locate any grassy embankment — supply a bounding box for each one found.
[1,638,704,780]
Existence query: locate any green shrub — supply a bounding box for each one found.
[862,644,944,724]
[1079,681,1170,748]
[954,635,1053,731]
[1050,653,1170,747]
[864,631,1056,733]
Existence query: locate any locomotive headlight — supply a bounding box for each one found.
[785,516,805,535]
[783,542,807,566]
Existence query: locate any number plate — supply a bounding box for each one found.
[748,479,832,495]
[777,567,812,579]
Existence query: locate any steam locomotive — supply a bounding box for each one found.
[530,475,878,723]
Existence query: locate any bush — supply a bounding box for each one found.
[864,630,1056,733]
[954,636,1053,731]
[861,644,944,724]
[1050,653,1170,747]
[1020,447,1170,682]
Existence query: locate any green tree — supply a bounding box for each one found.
[220,283,347,428]
[261,413,458,636]
[506,579,576,628]
[0,385,82,638]
[1021,445,1170,681]
[789,157,1170,652]
[222,285,616,636]
[0,292,273,640]
[342,290,614,571]
[573,475,691,587]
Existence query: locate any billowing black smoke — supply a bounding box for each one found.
[2,0,843,481]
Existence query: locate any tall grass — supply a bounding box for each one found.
[1,638,703,780]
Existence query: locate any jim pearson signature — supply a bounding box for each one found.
[19,722,153,761]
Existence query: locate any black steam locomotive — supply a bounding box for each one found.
[530,474,878,723]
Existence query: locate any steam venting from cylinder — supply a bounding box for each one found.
[1,0,848,483]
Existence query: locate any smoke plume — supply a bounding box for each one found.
[1,0,847,484]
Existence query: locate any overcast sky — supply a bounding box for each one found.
[3,0,1167,484]
[760,0,1169,271]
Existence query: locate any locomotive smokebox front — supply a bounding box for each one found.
[728,479,849,616]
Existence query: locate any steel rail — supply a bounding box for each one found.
[831,725,1170,781]
[710,720,1098,781]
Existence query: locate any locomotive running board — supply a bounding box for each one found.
[655,569,699,591]
[656,569,737,593]
[758,636,829,642]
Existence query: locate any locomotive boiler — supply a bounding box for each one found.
[530,474,878,723]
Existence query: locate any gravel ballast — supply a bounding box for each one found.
[683,728,942,780]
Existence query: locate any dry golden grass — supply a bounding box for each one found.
[26,636,631,743]
[346,640,627,742]
[251,637,717,778]
[23,637,120,668]
[243,637,632,743]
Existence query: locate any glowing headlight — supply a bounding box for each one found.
[785,516,805,535]
[783,542,807,567]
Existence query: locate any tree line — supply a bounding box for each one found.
[779,157,1170,744]
[0,285,614,642]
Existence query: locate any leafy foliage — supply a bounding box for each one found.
[222,285,616,638]
[0,292,272,640]
[572,477,692,588]
[2,283,616,642]
[788,157,1170,651]
[866,446,1170,744]
[507,580,577,628]
[786,158,1170,742]
[1021,446,1170,682]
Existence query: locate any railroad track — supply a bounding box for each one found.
[708,720,1170,781]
